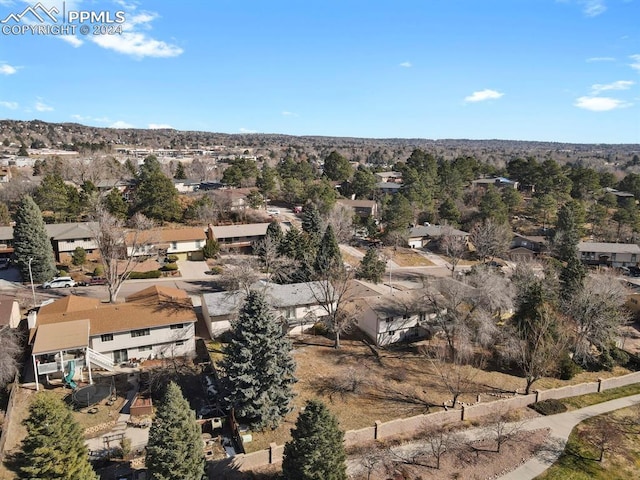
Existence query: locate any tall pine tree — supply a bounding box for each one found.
[301,204,323,245]
[134,155,182,222]
[554,204,586,300]
[146,382,205,480]
[314,225,343,275]
[220,291,296,430]
[16,393,98,479]
[13,196,57,283]
[282,399,347,480]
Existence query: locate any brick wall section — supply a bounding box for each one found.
[218,371,640,472]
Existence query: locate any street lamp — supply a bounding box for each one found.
[28,257,36,308]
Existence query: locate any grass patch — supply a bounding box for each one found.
[561,383,640,410]
[537,408,640,480]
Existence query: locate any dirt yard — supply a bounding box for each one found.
[241,335,630,453]
[384,247,435,267]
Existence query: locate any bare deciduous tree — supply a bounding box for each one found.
[469,219,511,262]
[439,228,468,277]
[425,345,485,407]
[219,257,260,295]
[0,326,22,387]
[422,423,461,469]
[326,203,355,243]
[90,206,156,303]
[484,409,525,453]
[582,416,624,462]
[309,265,356,349]
[253,235,298,284]
[565,273,630,366]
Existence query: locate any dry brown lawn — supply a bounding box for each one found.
[384,247,435,267]
[243,336,631,453]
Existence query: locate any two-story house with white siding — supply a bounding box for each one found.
[28,285,197,390]
[127,227,208,260]
[578,242,640,268]
[350,289,438,347]
[201,281,334,338]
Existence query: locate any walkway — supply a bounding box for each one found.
[498,393,640,479]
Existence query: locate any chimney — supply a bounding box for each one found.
[27,310,37,329]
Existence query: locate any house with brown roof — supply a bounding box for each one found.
[207,222,287,252]
[29,285,197,390]
[127,227,207,260]
[336,199,378,219]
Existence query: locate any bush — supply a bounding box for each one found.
[611,347,630,367]
[166,254,179,263]
[162,262,179,271]
[57,269,68,277]
[93,265,104,277]
[127,270,162,279]
[558,355,582,380]
[312,322,328,336]
[207,265,223,275]
[530,399,568,416]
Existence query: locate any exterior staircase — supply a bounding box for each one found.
[86,348,116,371]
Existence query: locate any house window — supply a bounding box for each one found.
[419,313,426,322]
[402,314,409,320]
[175,341,184,346]
[633,254,637,262]
[388,331,395,336]
[196,240,202,248]
[170,323,184,329]
[171,242,178,249]
[131,328,150,338]
[138,345,152,352]
[385,317,393,323]
[101,333,113,342]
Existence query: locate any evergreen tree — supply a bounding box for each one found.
[438,197,461,225]
[257,163,278,200]
[135,155,182,222]
[554,204,581,263]
[350,165,377,199]
[13,196,56,283]
[479,185,508,224]
[356,247,386,284]
[0,202,11,225]
[282,399,347,480]
[560,255,586,301]
[16,393,98,479]
[322,151,353,182]
[278,226,313,283]
[146,382,205,480]
[103,187,129,220]
[314,225,343,275]
[173,161,187,179]
[301,204,323,244]
[71,246,86,266]
[220,291,296,430]
[202,238,220,259]
[265,220,284,245]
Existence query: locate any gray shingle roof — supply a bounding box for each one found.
[578,242,640,254]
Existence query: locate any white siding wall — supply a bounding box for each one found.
[90,322,196,360]
[376,314,422,346]
[356,307,379,343]
[166,239,204,254]
[407,238,423,249]
[57,239,99,253]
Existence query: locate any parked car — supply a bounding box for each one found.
[77,277,107,287]
[42,276,77,289]
[267,208,280,216]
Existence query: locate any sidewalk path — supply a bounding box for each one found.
[499,393,640,479]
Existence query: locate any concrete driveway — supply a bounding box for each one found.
[176,260,211,280]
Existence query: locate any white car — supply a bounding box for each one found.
[267,208,280,216]
[43,276,77,289]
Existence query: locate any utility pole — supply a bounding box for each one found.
[28,257,36,308]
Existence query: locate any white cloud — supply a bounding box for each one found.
[281,111,298,117]
[35,101,53,112]
[587,56,615,62]
[630,54,640,71]
[71,114,110,124]
[399,61,412,68]
[148,123,173,129]
[0,64,18,75]
[583,0,606,16]
[239,128,257,134]
[574,96,631,111]
[87,6,183,58]
[0,101,18,109]
[464,89,504,103]
[110,120,135,128]
[591,80,634,93]
[60,35,83,47]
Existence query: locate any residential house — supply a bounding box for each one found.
[47,222,99,263]
[407,224,469,249]
[471,177,519,190]
[0,294,21,329]
[210,188,258,211]
[374,171,403,184]
[207,222,287,252]
[0,166,11,183]
[351,289,437,346]
[376,182,403,195]
[201,281,335,338]
[173,179,201,193]
[127,227,207,260]
[29,285,197,390]
[578,242,640,268]
[0,222,100,263]
[336,199,378,219]
[603,187,635,206]
[509,233,546,261]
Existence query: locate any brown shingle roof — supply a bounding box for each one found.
[34,287,196,337]
[39,295,101,315]
[32,319,90,354]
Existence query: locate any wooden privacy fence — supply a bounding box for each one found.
[220,370,640,472]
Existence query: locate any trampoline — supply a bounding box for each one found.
[72,383,113,408]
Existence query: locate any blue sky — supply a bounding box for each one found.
[0,0,638,143]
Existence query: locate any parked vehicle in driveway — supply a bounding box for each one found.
[42,276,77,289]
